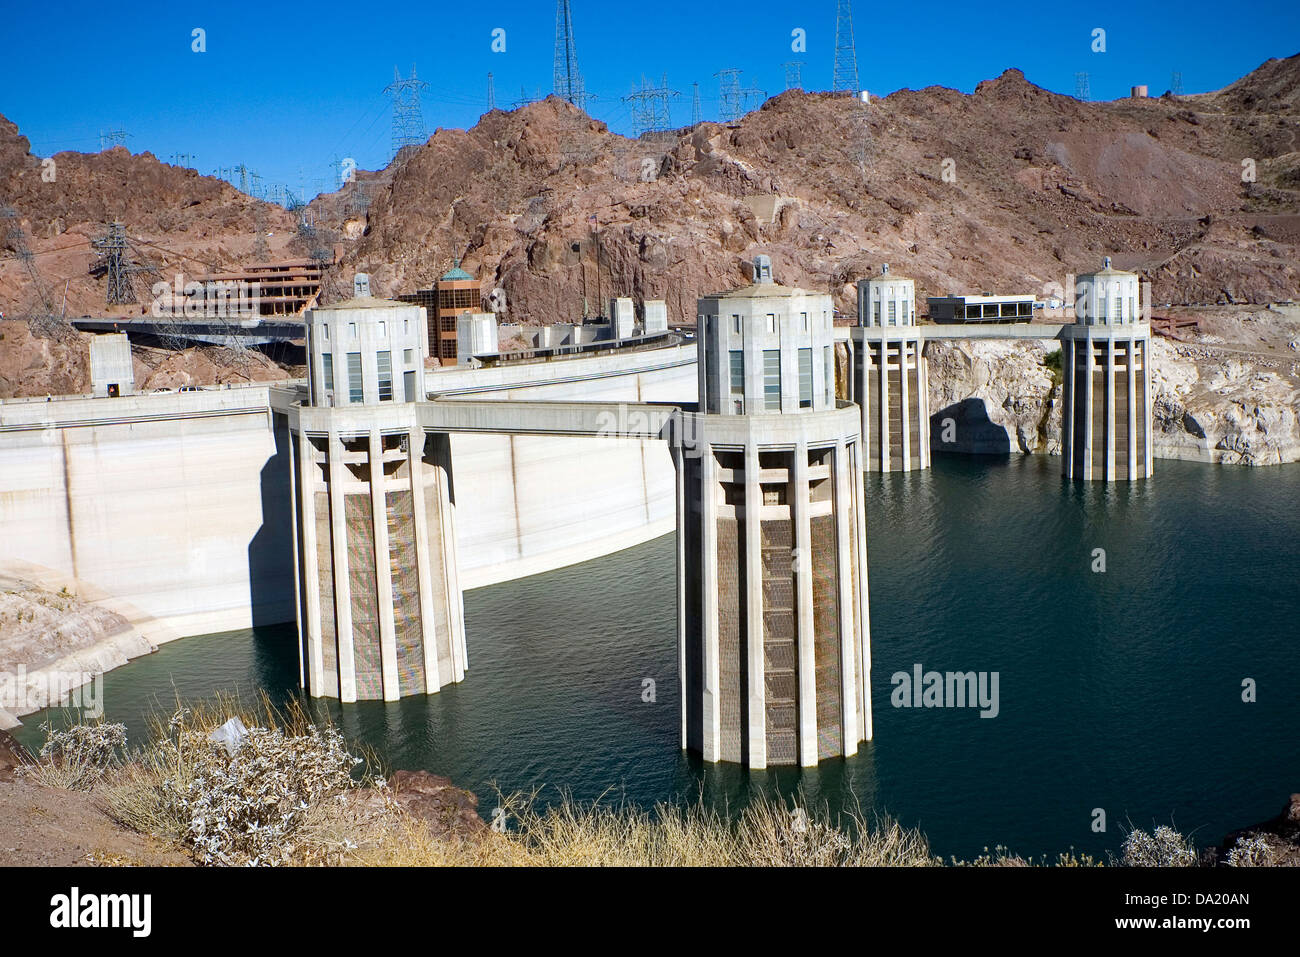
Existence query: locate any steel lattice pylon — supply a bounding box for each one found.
[553,0,585,107]
[92,222,136,305]
[833,0,859,93]
[384,66,429,161]
[623,74,679,138]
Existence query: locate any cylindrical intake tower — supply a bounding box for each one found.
[850,265,930,471]
[1060,258,1154,481]
[289,283,466,703]
[679,255,871,769]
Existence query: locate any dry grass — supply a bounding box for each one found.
[299,785,940,868]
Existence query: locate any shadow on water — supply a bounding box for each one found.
[16,455,1300,861]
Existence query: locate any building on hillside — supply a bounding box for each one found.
[397,260,482,363]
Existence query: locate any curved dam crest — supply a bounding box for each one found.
[0,346,696,650]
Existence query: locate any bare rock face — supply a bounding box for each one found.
[1151,338,1300,464]
[343,769,486,840]
[924,322,1300,466]
[926,339,1060,456]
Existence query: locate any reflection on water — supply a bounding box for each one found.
[17,455,1300,860]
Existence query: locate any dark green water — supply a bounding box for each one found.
[17,455,1300,860]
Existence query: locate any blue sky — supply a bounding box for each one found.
[4,0,1298,202]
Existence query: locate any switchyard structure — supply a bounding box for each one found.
[680,255,871,768]
[850,265,929,472]
[289,279,466,702]
[1060,259,1154,482]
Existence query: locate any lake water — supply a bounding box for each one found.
[16,455,1300,861]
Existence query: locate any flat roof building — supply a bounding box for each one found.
[927,294,1037,323]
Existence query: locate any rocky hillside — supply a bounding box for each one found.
[321,57,1300,322]
[0,115,298,319]
[3,57,1299,325]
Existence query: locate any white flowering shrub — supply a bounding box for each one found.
[1120,825,1199,867]
[1224,834,1275,867]
[164,724,361,866]
[19,721,127,790]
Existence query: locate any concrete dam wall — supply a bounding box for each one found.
[0,345,697,640]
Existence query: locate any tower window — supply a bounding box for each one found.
[377,351,393,402]
[729,350,745,414]
[799,348,812,408]
[763,350,781,411]
[347,353,363,403]
[322,353,334,393]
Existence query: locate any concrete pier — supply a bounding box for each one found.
[1060,259,1154,482]
[681,256,871,768]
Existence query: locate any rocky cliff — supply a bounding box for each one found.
[924,308,1300,465]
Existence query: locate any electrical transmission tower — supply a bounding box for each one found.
[1075,72,1091,101]
[715,69,764,123]
[170,153,196,168]
[785,61,803,90]
[234,164,254,195]
[384,65,429,160]
[1170,71,1183,96]
[623,75,679,139]
[833,0,859,93]
[487,72,496,111]
[91,223,137,306]
[553,0,586,107]
[691,82,701,125]
[716,69,742,122]
[99,128,130,151]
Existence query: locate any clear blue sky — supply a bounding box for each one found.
[5,0,1298,202]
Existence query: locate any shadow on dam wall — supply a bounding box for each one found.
[248,413,297,627]
[930,398,1012,456]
